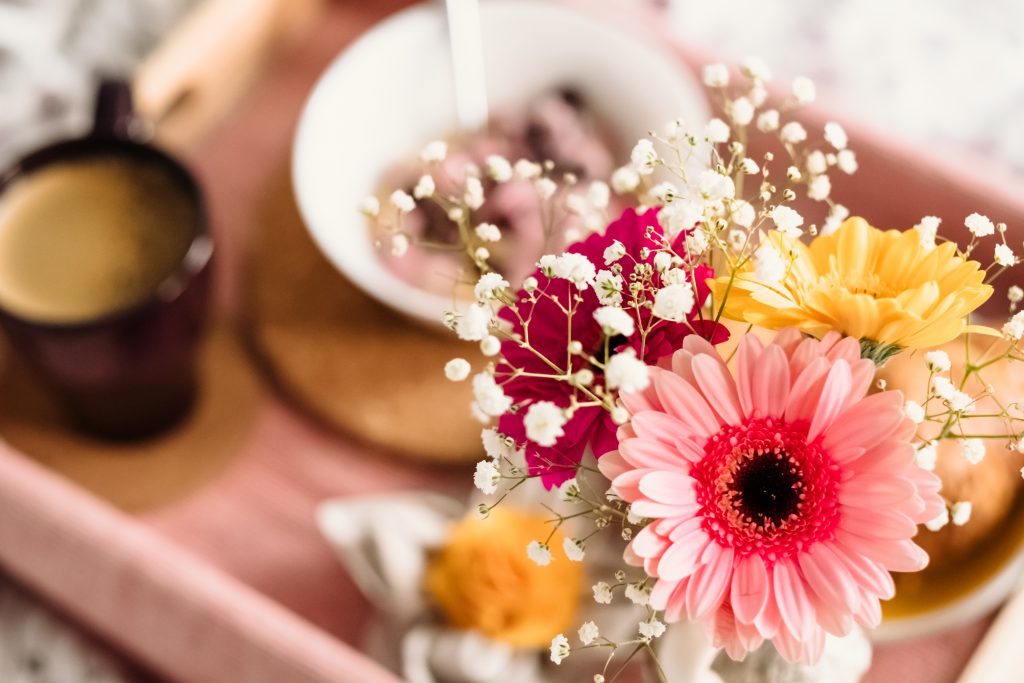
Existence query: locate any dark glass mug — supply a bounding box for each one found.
[0,81,212,439]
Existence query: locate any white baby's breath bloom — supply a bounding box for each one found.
[474,272,509,301]
[444,358,471,382]
[961,438,986,464]
[390,189,415,213]
[742,56,772,81]
[359,195,380,217]
[473,459,500,494]
[611,165,640,193]
[728,229,748,251]
[731,200,755,228]
[549,634,570,665]
[592,582,613,604]
[703,63,729,87]
[807,175,832,201]
[1002,311,1024,340]
[463,176,485,210]
[1009,286,1023,304]
[663,117,686,141]
[685,229,711,256]
[740,157,760,175]
[754,243,787,284]
[638,618,666,641]
[932,376,972,412]
[524,401,566,446]
[786,166,802,183]
[538,254,557,276]
[653,283,695,322]
[903,400,926,424]
[413,174,435,199]
[926,507,949,532]
[485,154,513,182]
[390,234,409,257]
[912,217,939,252]
[780,121,807,144]
[480,335,500,357]
[792,76,816,104]
[630,139,658,175]
[535,177,557,200]
[528,541,553,567]
[603,240,626,265]
[605,350,650,393]
[771,205,805,237]
[594,306,635,337]
[658,200,705,237]
[730,97,754,126]
[611,406,629,425]
[481,428,510,460]
[474,222,501,242]
[514,159,542,180]
[553,253,597,289]
[823,122,848,150]
[951,501,973,526]
[749,81,768,107]
[587,181,610,209]
[806,150,828,175]
[578,621,599,646]
[705,117,730,144]
[652,251,674,272]
[474,246,490,261]
[472,372,512,417]
[563,537,585,562]
[595,270,624,306]
[448,207,464,222]
[915,441,938,471]
[558,477,580,501]
[965,212,995,237]
[649,181,678,203]
[822,204,850,236]
[756,109,779,133]
[454,303,492,341]
[995,243,1016,267]
[419,140,448,162]
[926,350,951,373]
[624,583,651,606]
[698,169,735,202]
[836,149,858,174]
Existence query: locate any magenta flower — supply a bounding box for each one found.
[599,329,944,664]
[496,208,725,488]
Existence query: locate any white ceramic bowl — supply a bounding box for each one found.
[292,0,708,327]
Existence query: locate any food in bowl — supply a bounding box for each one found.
[367,88,624,299]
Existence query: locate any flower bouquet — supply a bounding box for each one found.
[359,60,1024,680]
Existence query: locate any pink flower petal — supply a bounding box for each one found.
[630,411,688,448]
[620,437,690,470]
[631,524,671,558]
[663,578,691,622]
[657,527,711,582]
[692,353,743,424]
[654,370,721,437]
[772,559,817,642]
[751,344,791,418]
[736,333,765,418]
[808,359,853,439]
[835,531,929,573]
[686,544,734,619]
[784,356,830,423]
[730,553,769,624]
[830,538,896,600]
[838,473,916,508]
[630,498,699,519]
[840,506,918,540]
[639,471,697,505]
[823,391,904,453]
[798,543,860,616]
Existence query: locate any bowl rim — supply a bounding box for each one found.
[291,0,709,328]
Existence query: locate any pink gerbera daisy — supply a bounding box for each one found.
[599,329,944,664]
[497,208,725,488]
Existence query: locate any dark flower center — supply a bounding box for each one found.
[731,453,803,526]
[692,416,842,562]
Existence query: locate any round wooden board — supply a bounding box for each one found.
[243,170,483,463]
[0,322,260,512]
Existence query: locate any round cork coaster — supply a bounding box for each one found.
[0,322,260,512]
[242,170,482,463]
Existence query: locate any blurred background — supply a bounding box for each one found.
[0,1,1022,682]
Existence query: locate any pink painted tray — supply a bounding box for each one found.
[0,2,1022,682]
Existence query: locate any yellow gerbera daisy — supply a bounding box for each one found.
[711,216,992,353]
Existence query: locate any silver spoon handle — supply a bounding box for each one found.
[444,0,489,131]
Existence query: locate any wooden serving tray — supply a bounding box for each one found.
[0,2,1021,683]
